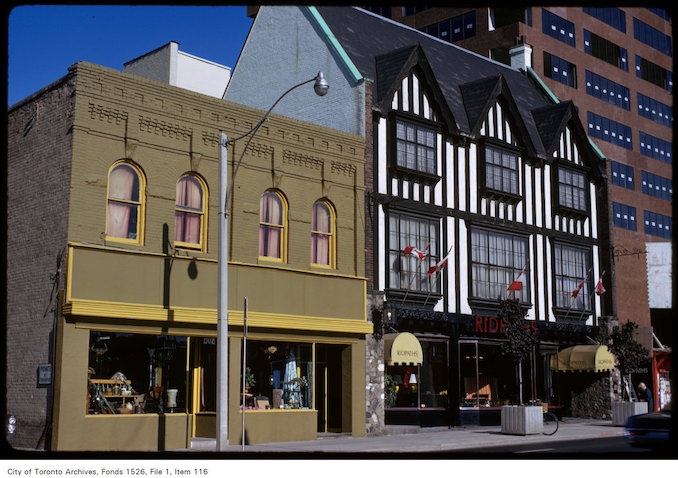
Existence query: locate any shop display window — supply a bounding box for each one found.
[87,331,187,415]
[242,340,313,410]
[385,339,448,409]
[459,341,524,408]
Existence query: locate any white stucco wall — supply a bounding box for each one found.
[176,51,231,98]
[646,242,672,308]
[124,41,231,99]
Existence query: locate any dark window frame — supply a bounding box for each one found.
[584,30,628,71]
[610,160,635,190]
[470,227,531,304]
[612,202,637,231]
[387,211,441,296]
[554,163,590,218]
[542,9,576,47]
[544,52,577,88]
[552,242,592,313]
[478,140,523,204]
[643,210,672,238]
[389,112,442,185]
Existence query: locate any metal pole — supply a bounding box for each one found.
[242,297,248,451]
[216,133,229,451]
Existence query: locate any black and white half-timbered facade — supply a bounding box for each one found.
[364,32,611,426]
[224,6,615,432]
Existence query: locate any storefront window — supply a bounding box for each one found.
[87,331,188,415]
[386,339,448,409]
[242,340,313,410]
[459,341,521,408]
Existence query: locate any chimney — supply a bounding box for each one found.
[509,43,533,71]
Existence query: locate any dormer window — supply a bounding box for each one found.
[394,119,437,176]
[482,144,520,201]
[558,168,587,212]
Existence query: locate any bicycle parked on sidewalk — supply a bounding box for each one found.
[529,401,559,435]
[542,409,559,435]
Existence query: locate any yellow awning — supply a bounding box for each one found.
[551,345,615,372]
[384,332,423,366]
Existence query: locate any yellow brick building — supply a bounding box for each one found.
[7,61,369,451]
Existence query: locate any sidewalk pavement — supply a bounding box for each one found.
[173,418,626,454]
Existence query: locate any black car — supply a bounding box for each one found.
[624,410,672,450]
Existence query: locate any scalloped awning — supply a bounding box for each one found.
[384,332,423,366]
[551,345,615,372]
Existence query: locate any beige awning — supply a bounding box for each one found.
[384,332,423,366]
[551,345,615,372]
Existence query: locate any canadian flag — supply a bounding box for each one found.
[507,262,528,291]
[403,244,429,261]
[427,247,453,275]
[595,271,606,296]
[572,268,591,298]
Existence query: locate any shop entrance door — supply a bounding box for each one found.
[190,337,217,438]
[315,344,347,433]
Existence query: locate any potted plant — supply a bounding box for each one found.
[598,321,651,425]
[384,374,397,409]
[244,367,256,393]
[498,298,542,435]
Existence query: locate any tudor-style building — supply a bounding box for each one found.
[226,6,614,432]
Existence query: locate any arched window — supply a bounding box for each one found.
[175,174,207,250]
[311,200,335,267]
[106,161,145,243]
[259,190,287,261]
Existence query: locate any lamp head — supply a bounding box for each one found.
[313,71,329,96]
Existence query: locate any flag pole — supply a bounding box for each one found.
[565,267,591,321]
[423,275,433,308]
[423,246,452,307]
[401,245,429,306]
[505,261,528,300]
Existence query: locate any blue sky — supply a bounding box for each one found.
[7,5,254,106]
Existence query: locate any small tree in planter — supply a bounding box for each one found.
[498,298,538,405]
[608,322,651,401]
[595,321,651,424]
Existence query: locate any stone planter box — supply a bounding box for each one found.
[501,405,543,435]
[612,401,648,426]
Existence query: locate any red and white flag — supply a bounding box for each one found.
[595,271,606,296]
[403,244,429,261]
[572,268,591,298]
[507,262,528,291]
[427,247,453,275]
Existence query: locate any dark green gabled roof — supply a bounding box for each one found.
[312,6,599,164]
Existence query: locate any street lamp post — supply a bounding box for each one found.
[216,72,328,451]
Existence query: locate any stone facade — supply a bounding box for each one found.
[570,375,612,419]
[365,295,386,435]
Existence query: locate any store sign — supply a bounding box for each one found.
[474,315,537,336]
[384,332,424,366]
